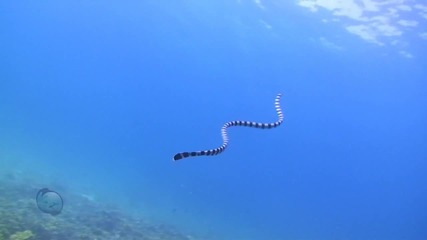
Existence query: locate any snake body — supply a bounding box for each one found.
[173,94,284,161]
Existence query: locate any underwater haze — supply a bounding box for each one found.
[1,1,426,239]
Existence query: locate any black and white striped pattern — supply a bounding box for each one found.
[173,94,284,161]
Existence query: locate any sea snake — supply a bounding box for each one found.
[173,93,284,161]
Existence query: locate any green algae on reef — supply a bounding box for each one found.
[9,230,34,240]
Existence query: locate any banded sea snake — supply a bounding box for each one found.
[173,93,284,161]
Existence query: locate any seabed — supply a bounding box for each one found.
[0,171,197,240]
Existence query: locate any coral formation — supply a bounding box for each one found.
[0,171,197,240]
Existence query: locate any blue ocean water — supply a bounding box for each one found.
[1,1,426,239]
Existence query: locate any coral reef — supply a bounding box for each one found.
[0,171,197,240]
